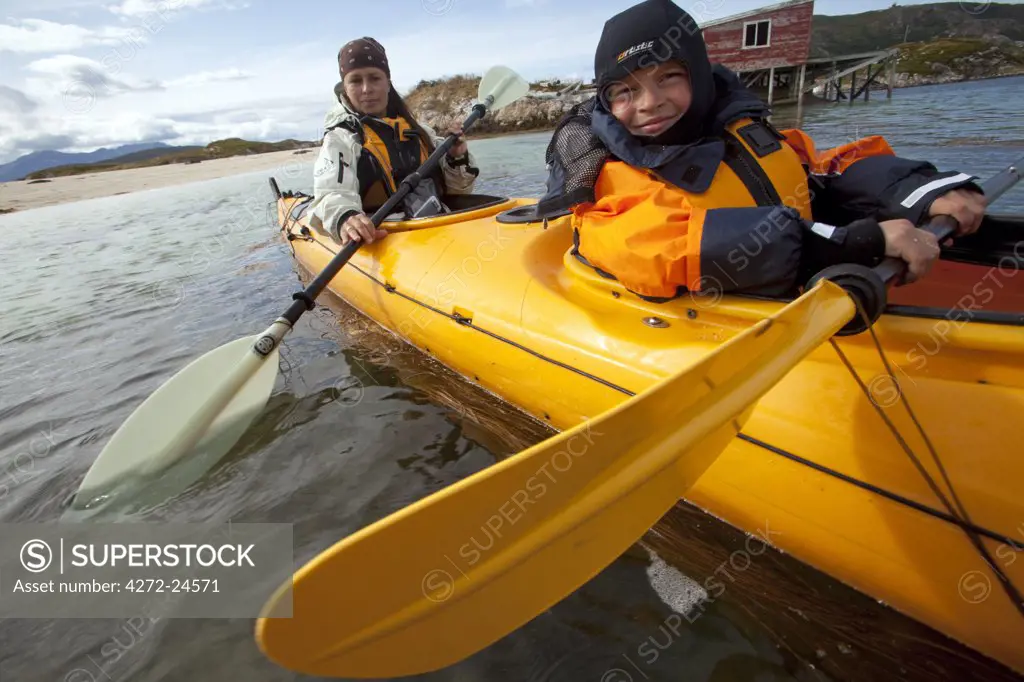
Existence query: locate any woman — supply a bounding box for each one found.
[309,37,480,246]
[538,0,986,301]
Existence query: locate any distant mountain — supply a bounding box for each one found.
[811,2,1024,57]
[22,138,319,180]
[0,142,171,182]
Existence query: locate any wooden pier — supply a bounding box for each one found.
[700,0,899,118]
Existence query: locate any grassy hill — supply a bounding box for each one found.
[895,37,1024,78]
[809,3,1024,88]
[23,138,317,180]
[811,2,1024,57]
[102,145,205,165]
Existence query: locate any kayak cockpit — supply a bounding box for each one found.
[269,175,1024,332]
[272,184,553,233]
[887,212,1024,321]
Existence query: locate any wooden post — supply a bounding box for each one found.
[888,54,895,99]
[767,66,775,105]
[850,69,857,105]
[796,62,806,123]
[865,66,871,102]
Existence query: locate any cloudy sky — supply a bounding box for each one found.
[0,0,1004,164]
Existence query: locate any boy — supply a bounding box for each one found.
[538,0,986,301]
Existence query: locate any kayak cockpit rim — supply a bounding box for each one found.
[272,187,539,233]
[269,176,1024,328]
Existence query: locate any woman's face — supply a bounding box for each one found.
[604,61,692,138]
[343,66,390,117]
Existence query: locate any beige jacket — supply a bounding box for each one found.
[308,87,479,241]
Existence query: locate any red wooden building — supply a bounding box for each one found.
[700,0,895,108]
[702,0,814,74]
[700,0,814,106]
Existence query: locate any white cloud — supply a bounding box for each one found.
[0,6,612,165]
[163,68,253,88]
[0,86,326,164]
[106,0,246,17]
[378,16,602,92]
[0,86,39,115]
[0,18,141,54]
[26,54,163,97]
[0,0,105,11]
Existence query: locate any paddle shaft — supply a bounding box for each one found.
[874,156,1024,284]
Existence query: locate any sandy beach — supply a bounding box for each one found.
[0,149,316,213]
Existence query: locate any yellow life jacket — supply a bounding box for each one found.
[359,116,432,210]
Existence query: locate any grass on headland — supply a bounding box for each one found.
[895,38,1024,76]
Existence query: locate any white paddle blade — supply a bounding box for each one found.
[72,336,280,509]
[478,66,529,111]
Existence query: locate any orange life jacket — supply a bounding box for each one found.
[571,118,896,299]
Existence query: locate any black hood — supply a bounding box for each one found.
[593,0,716,145]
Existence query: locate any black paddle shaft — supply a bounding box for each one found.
[279,103,490,326]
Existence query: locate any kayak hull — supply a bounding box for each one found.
[274,190,1024,674]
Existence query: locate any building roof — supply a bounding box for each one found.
[699,0,814,29]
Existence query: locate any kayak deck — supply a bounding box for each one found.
[274,189,1024,674]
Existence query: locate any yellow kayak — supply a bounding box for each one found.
[270,182,1024,674]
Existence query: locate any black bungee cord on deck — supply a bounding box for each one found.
[830,301,1024,621]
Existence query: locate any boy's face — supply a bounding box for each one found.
[604,61,692,138]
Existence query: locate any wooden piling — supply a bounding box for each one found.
[888,54,895,99]
[795,63,806,122]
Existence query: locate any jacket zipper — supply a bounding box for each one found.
[724,134,782,207]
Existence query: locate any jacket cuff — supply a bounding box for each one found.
[840,217,887,265]
[801,217,886,269]
[446,152,480,177]
[887,171,981,225]
[332,210,360,242]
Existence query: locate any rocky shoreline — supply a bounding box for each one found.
[891,67,1024,89]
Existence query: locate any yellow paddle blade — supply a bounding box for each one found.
[255,281,856,679]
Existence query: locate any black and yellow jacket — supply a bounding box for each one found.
[538,66,982,300]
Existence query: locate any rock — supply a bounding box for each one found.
[408,78,593,138]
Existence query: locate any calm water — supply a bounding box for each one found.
[2,76,1023,682]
